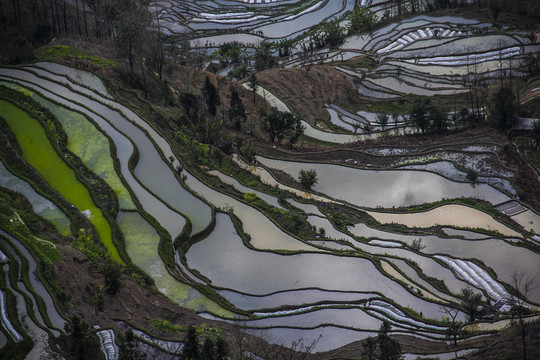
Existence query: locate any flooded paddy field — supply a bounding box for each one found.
[3,61,539,353]
[1,0,540,356]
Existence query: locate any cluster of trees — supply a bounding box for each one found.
[362,322,403,360]
[409,97,449,134]
[348,6,378,34]
[487,85,519,130]
[262,107,305,146]
[178,326,228,360]
[408,83,520,135]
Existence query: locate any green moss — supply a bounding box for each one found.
[34,45,115,67]
[0,99,121,262]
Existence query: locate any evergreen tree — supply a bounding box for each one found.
[361,321,403,360]
[180,325,200,360]
[461,287,483,322]
[376,113,389,130]
[428,105,447,133]
[298,169,318,190]
[63,315,101,360]
[378,322,402,360]
[488,85,519,130]
[119,329,146,360]
[254,42,274,71]
[410,97,430,133]
[203,76,221,117]
[248,71,258,103]
[101,259,122,294]
[214,337,228,360]
[228,87,247,130]
[200,338,215,360]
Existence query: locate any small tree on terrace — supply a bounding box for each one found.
[488,85,519,131]
[263,107,303,144]
[460,286,483,322]
[376,113,389,130]
[248,71,258,103]
[509,270,536,360]
[323,18,345,47]
[429,105,447,133]
[298,169,318,190]
[288,116,305,147]
[179,325,199,360]
[440,305,462,347]
[101,259,122,294]
[410,97,430,134]
[348,6,378,34]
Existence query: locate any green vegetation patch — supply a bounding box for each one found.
[0,99,121,262]
[34,45,115,67]
[1,82,135,210]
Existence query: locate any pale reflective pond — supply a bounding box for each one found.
[368,204,521,237]
[186,213,446,319]
[256,156,510,208]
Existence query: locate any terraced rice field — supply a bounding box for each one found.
[1,1,540,356]
[1,60,539,355]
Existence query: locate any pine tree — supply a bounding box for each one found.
[180,325,200,360]
[228,87,247,130]
[203,76,221,116]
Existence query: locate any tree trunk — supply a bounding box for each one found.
[31,0,39,23]
[11,0,21,28]
[128,39,134,74]
[75,0,81,35]
[53,0,61,33]
[62,0,68,33]
[82,2,88,37]
[141,57,147,99]
[49,0,57,33]
[521,321,527,360]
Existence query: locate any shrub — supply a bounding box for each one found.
[466,170,478,182]
[298,169,318,190]
[243,192,260,203]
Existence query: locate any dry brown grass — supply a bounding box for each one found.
[257,65,362,123]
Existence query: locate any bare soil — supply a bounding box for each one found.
[257,65,361,123]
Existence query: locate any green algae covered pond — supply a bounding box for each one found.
[0,81,136,211]
[0,99,121,262]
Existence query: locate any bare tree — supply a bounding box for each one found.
[509,270,537,360]
[440,304,463,360]
[228,320,321,360]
